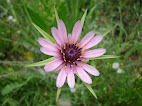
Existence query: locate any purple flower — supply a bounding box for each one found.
[38,20,106,88]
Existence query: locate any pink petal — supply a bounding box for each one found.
[65,63,70,73]
[44,58,63,72]
[54,63,65,72]
[58,20,67,44]
[80,31,95,48]
[38,38,59,51]
[71,20,82,43]
[82,48,106,58]
[76,61,100,76]
[40,47,59,56]
[51,27,62,46]
[73,65,77,73]
[38,38,53,46]
[76,66,92,84]
[67,67,75,88]
[68,34,71,41]
[83,35,103,50]
[56,68,67,88]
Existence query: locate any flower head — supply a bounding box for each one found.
[38,20,106,88]
[8,15,13,21]
[112,62,119,69]
[117,68,124,74]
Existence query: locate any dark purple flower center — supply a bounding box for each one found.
[69,49,75,55]
[60,41,84,65]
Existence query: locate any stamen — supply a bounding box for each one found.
[64,59,66,62]
[73,62,75,64]
[78,43,81,47]
[70,40,71,44]
[75,43,78,46]
[66,39,68,43]
[73,41,76,44]
[68,60,71,62]
[77,58,80,60]
[82,45,85,48]
[80,56,83,58]
[60,46,63,53]
[63,53,65,55]
[64,66,67,69]
[71,65,73,67]
[64,44,66,49]
[81,50,85,54]
[81,59,85,61]
[77,64,81,66]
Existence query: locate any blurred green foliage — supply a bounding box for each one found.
[0,0,141,105]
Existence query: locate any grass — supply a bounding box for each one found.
[0,0,142,105]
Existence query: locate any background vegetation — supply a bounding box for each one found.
[0,0,141,105]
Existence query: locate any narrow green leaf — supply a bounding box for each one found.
[31,22,55,43]
[56,87,62,102]
[76,74,97,99]
[54,6,59,23]
[90,55,120,60]
[81,9,87,27]
[102,26,115,36]
[25,57,54,67]
[2,76,33,95]
[83,82,98,99]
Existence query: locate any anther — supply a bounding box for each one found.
[73,62,75,64]
[66,39,68,43]
[60,46,63,53]
[81,59,85,61]
[78,43,81,47]
[64,44,66,49]
[80,56,83,58]
[77,64,81,66]
[70,40,71,44]
[68,60,71,62]
[82,45,85,48]
[64,59,66,62]
[81,50,85,54]
[71,65,73,67]
[75,43,78,46]
[73,41,76,44]
[64,66,67,69]
[77,58,80,60]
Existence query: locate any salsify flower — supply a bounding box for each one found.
[38,20,106,88]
